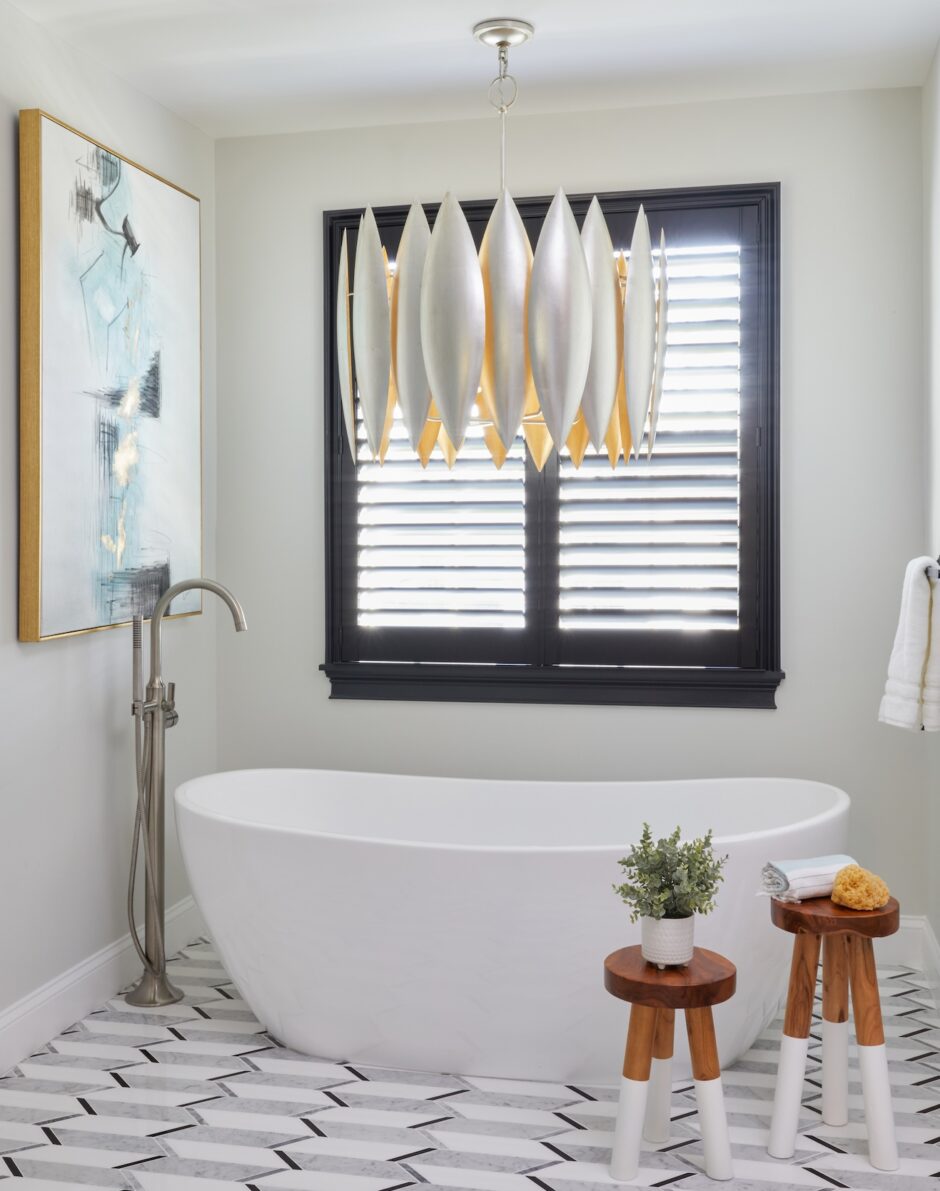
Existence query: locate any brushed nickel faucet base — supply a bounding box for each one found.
[125,968,184,1007]
[125,578,247,1008]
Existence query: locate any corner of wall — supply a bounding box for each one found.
[923,37,940,942]
[926,41,940,553]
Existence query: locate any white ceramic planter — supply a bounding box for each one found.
[641,915,694,967]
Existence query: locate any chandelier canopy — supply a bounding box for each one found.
[336,19,668,470]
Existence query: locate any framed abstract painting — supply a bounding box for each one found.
[18,110,202,641]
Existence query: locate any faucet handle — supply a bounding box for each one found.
[164,682,179,728]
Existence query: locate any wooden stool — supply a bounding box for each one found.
[768,896,900,1171]
[604,946,736,1182]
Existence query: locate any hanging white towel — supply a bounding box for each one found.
[878,556,938,731]
[924,566,940,731]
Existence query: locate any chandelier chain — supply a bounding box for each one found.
[487,41,517,193]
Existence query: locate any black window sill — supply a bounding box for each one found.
[321,662,785,709]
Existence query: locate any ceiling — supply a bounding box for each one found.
[11,0,940,139]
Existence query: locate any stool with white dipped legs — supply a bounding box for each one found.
[604,946,736,1183]
[767,895,900,1172]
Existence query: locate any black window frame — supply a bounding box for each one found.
[322,183,783,709]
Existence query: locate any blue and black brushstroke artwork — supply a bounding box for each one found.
[70,144,172,621]
[37,115,201,638]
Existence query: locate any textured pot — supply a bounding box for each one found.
[641,914,694,967]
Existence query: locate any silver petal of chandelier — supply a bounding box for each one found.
[528,187,592,450]
[480,190,533,448]
[623,203,656,458]
[648,227,669,457]
[420,192,485,451]
[392,202,433,450]
[352,207,392,457]
[580,197,622,450]
[336,229,357,461]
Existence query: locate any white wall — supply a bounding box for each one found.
[0,0,218,1012]
[215,87,930,912]
[923,43,940,936]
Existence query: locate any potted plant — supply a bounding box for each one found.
[613,823,727,967]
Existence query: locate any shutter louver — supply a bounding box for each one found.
[357,412,527,629]
[559,243,742,632]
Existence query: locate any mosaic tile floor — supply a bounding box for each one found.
[0,942,939,1190]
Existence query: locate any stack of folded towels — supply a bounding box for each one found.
[760,855,855,902]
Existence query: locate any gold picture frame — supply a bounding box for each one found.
[19,110,204,642]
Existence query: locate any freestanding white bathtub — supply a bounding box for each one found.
[175,771,849,1083]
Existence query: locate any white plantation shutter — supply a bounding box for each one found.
[559,244,741,632]
[356,412,526,629]
[326,186,780,705]
[356,242,742,636]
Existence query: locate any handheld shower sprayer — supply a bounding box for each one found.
[126,579,246,1007]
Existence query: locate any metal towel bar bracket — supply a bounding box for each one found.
[927,557,940,580]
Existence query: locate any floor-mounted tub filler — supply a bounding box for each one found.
[175,771,848,1082]
[125,578,247,1007]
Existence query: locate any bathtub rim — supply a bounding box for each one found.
[174,769,850,855]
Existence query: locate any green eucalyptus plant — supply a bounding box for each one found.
[614,823,728,922]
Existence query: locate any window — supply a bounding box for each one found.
[322,185,782,708]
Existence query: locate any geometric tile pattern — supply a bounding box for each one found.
[0,941,938,1189]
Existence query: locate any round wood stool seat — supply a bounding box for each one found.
[768,894,900,1173]
[604,946,736,1009]
[770,895,899,938]
[603,945,736,1183]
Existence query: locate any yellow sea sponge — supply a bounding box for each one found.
[831,864,890,910]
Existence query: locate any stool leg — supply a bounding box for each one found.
[821,933,850,1127]
[848,935,898,1172]
[769,932,820,1159]
[686,1006,733,1181]
[610,1005,657,1182]
[643,1007,675,1144]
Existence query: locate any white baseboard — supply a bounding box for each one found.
[920,915,940,1017]
[772,913,940,1018]
[0,895,205,1076]
[878,914,940,1008]
[875,913,931,968]
[0,903,935,1082]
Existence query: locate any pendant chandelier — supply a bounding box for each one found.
[336,18,668,471]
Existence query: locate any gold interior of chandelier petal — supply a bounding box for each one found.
[353,201,666,472]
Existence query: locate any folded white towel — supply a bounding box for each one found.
[760,855,855,902]
[879,556,938,731]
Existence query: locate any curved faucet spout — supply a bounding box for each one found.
[150,578,247,683]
